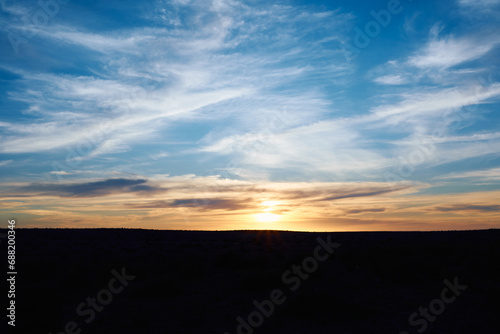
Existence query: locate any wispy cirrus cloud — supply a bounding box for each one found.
[345,207,386,215]
[437,167,500,181]
[407,33,500,69]
[1,176,413,200]
[18,178,158,198]
[457,0,500,9]
[126,197,257,211]
[372,25,500,86]
[371,84,500,121]
[373,74,408,85]
[0,0,353,163]
[433,204,500,212]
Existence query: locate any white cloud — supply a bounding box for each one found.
[408,34,499,69]
[403,12,421,35]
[371,83,500,121]
[200,117,391,179]
[374,75,407,85]
[0,160,13,167]
[431,132,500,143]
[2,0,499,190]
[49,171,74,175]
[0,1,353,161]
[438,167,500,180]
[458,0,500,7]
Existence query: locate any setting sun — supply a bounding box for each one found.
[255,212,281,223]
[254,201,283,223]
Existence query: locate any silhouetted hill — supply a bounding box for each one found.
[3,229,499,333]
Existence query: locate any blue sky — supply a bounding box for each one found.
[1,0,499,230]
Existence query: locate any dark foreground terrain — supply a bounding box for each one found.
[2,228,499,334]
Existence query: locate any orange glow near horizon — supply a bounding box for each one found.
[3,181,500,231]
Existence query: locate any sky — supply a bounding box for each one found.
[0,0,499,231]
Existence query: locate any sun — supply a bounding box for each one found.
[255,212,281,223]
[254,201,282,223]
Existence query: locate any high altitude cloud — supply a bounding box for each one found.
[1,176,414,201]
[458,0,500,8]
[433,204,500,212]
[18,178,158,198]
[0,0,353,161]
[408,33,500,69]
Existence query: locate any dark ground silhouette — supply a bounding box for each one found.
[3,228,499,333]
